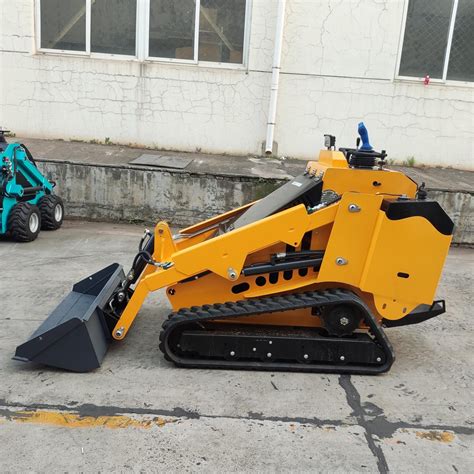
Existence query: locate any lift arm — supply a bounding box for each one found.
[112,201,340,339]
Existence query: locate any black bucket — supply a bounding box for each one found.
[14,263,125,372]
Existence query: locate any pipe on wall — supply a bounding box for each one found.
[265,0,287,155]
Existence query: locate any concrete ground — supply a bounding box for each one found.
[0,221,472,473]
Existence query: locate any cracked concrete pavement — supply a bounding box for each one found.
[0,221,472,472]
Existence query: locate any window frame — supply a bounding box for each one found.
[395,0,473,86]
[34,0,252,69]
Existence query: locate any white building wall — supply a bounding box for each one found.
[277,0,474,169]
[0,0,473,169]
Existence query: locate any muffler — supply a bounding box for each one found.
[14,263,125,372]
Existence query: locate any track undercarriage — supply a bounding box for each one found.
[160,288,394,374]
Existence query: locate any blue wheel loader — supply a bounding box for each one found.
[0,130,64,242]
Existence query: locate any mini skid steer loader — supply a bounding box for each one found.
[14,124,454,374]
[1,130,64,242]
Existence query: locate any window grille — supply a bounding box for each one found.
[37,0,250,66]
[399,0,473,83]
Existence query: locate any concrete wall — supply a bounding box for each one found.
[1,0,473,168]
[428,190,473,245]
[37,160,472,245]
[36,160,283,228]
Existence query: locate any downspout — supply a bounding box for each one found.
[265,0,287,155]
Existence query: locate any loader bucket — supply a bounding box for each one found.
[14,263,125,372]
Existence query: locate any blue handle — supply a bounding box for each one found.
[358,122,373,151]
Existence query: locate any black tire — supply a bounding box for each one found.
[8,202,41,242]
[39,194,64,230]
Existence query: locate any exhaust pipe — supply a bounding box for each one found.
[14,263,125,372]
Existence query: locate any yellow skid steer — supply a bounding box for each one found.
[14,124,453,374]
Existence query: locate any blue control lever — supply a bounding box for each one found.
[358,122,373,151]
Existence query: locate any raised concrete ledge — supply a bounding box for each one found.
[429,190,473,245]
[17,137,473,245]
[36,159,284,228]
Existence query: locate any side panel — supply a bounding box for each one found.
[360,212,452,320]
[317,193,384,286]
[307,157,418,198]
[323,168,417,198]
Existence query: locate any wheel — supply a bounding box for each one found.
[39,194,64,230]
[8,202,41,242]
[321,304,362,337]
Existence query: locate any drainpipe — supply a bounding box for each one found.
[265,0,287,155]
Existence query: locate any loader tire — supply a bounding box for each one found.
[39,195,64,230]
[8,203,41,242]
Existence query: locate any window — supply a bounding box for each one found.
[40,0,86,51]
[37,0,250,65]
[91,0,137,55]
[447,1,474,82]
[198,0,246,64]
[399,0,474,82]
[149,0,196,60]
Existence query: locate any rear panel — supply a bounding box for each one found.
[360,201,453,320]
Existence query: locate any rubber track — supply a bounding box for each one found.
[159,288,395,374]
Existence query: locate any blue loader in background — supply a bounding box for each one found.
[0,130,64,242]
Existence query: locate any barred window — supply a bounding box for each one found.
[447,0,474,82]
[399,0,474,82]
[38,0,249,65]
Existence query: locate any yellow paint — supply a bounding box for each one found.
[307,150,417,198]
[155,221,177,262]
[416,430,455,443]
[171,203,336,279]
[2,409,171,430]
[324,168,416,198]
[361,212,452,319]
[311,149,349,169]
[110,146,451,339]
[113,202,339,338]
[317,193,384,286]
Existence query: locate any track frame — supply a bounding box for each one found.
[159,288,395,375]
